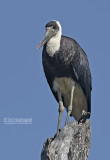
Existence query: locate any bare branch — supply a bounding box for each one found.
[41,120,91,160]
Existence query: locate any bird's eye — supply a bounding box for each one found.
[53,26,56,29]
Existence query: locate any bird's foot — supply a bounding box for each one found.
[54,129,61,139]
[57,128,61,135]
[78,110,90,123]
[65,118,69,126]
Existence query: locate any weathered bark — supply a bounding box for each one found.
[41,120,91,160]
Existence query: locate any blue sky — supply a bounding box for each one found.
[0,0,110,159]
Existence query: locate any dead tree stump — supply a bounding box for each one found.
[41,120,91,160]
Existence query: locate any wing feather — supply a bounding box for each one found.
[70,41,92,113]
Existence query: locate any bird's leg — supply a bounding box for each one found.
[65,86,75,125]
[57,100,64,133]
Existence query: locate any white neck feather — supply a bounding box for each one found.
[46,21,62,57]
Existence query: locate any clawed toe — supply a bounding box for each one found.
[78,110,90,124]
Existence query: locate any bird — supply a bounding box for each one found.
[37,20,92,133]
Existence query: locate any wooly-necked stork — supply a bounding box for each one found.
[37,20,92,133]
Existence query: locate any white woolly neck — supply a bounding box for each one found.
[46,21,62,57]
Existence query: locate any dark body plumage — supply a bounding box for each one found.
[42,36,92,119]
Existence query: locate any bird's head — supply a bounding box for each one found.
[37,20,62,50]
